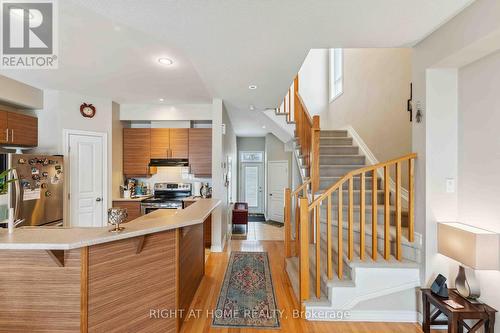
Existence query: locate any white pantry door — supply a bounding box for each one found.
[268,161,289,222]
[68,132,106,227]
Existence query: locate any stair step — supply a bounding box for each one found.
[320,165,362,177]
[320,137,353,146]
[320,145,359,155]
[320,130,348,138]
[320,176,382,190]
[320,154,365,165]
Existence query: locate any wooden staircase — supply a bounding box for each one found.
[280,75,419,319]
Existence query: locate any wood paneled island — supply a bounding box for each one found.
[0,199,220,333]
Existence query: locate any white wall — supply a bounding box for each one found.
[34,90,114,220]
[120,104,212,121]
[458,51,500,314]
[210,99,237,252]
[413,0,500,327]
[298,49,329,117]
[222,105,238,238]
[0,75,43,109]
[323,48,412,164]
[111,102,123,200]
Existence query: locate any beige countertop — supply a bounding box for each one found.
[0,198,220,250]
[112,195,152,202]
[182,196,204,201]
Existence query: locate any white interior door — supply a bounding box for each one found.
[68,132,106,227]
[241,163,264,214]
[268,161,289,222]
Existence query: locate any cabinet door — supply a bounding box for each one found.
[123,128,151,176]
[112,201,142,222]
[7,112,38,146]
[169,128,188,158]
[0,111,8,144]
[150,128,170,159]
[188,128,212,176]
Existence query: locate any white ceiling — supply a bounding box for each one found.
[1,0,474,136]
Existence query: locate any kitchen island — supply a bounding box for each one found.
[0,198,220,333]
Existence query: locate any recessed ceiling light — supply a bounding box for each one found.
[159,98,165,102]
[262,125,266,129]
[158,58,174,66]
[248,85,258,90]
[249,105,255,111]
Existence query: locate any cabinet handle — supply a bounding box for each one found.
[5,129,8,142]
[11,129,13,143]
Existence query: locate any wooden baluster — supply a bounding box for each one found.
[348,177,354,260]
[371,169,378,260]
[288,87,292,123]
[383,166,390,260]
[327,194,333,279]
[408,158,415,242]
[284,93,288,116]
[299,197,310,303]
[295,196,300,256]
[284,188,292,258]
[337,186,343,279]
[395,162,402,260]
[315,205,321,298]
[360,173,366,260]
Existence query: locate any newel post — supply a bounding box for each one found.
[284,188,292,258]
[310,115,320,194]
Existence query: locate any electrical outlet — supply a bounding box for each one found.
[446,178,455,193]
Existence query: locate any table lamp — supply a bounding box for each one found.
[437,222,500,300]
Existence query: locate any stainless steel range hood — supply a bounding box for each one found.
[149,158,189,167]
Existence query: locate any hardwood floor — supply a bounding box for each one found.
[180,239,437,333]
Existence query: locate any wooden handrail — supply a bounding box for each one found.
[284,179,311,258]
[298,153,417,303]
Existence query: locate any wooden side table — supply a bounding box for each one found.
[421,288,497,333]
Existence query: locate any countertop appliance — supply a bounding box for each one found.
[0,153,64,227]
[140,182,192,215]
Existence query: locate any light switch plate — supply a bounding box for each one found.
[446,178,455,193]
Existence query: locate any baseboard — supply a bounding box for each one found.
[305,309,419,322]
[341,125,409,203]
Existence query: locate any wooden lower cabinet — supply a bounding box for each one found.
[204,214,212,248]
[0,227,208,332]
[112,201,142,222]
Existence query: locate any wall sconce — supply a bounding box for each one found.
[415,101,423,123]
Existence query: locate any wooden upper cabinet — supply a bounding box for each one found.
[188,128,212,176]
[6,112,38,147]
[150,128,170,159]
[0,111,8,144]
[169,128,188,158]
[123,128,151,177]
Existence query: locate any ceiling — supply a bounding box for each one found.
[1,0,474,136]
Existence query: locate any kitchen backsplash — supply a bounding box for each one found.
[134,167,211,190]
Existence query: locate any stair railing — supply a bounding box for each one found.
[298,153,417,302]
[284,178,311,258]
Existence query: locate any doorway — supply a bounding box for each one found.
[64,130,107,227]
[239,151,264,214]
[267,160,289,222]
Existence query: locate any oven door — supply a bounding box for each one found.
[141,203,182,215]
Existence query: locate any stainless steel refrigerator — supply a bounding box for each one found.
[0,154,64,227]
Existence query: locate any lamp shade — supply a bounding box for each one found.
[437,222,500,270]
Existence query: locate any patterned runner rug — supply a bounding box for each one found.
[212,252,280,328]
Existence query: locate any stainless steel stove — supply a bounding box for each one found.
[141,182,192,214]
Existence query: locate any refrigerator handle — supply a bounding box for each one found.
[11,168,20,221]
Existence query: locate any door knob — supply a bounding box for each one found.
[96,197,102,202]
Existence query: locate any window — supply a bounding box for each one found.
[240,151,263,163]
[329,48,343,102]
